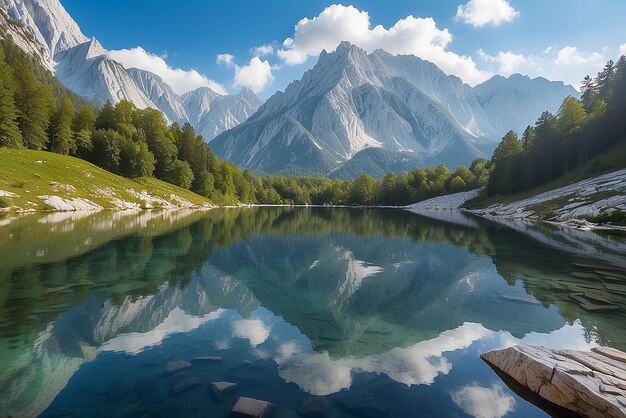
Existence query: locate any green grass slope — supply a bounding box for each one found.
[0,149,212,211]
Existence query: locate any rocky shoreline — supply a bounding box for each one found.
[481,345,626,418]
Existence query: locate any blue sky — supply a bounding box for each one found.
[62,0,626,98]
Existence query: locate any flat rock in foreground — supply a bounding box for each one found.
[481,345,626,418]
[232,397,273,417]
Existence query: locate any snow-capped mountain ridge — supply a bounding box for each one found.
[210,42,496,175]
[0,0,261,140]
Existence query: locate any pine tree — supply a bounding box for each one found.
[13,55,54,149]
[73,106,96,157]
[49,96,75,155]
[0,45,22,148]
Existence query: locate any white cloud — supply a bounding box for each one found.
[276,4,490,85]
[618,43,626,57]
[107,47,226,95]
[478,46,606,87]
[100,308,225,354]
[450,384,516,418]
[253,44,274,57]
[555,46,605,67]
[233,57,275,92]
[216,53,235,68]
[233,318,271,346]
[456,0,519,27]
[478,49,531,76]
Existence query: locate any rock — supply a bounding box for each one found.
[170,376,202,395]
[481,345,626,418]
[232,397,273,417]
[569,293,619,311]
[166,360,192,373]
[297,396,328,417]
[106,379,129,401]
[336,391,388,418]
[209,381,238,400]
[191,356,222,364]
[500,293,541,305]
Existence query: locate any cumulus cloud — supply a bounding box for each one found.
[216,53,235,67]
[450,384,516,418]
[253,44,274,57]
[478,49,532,76]
[233,57,275,92]
[620,43,626,57]
[107,46,226,95]
[233,318,271,346]
[276,4,490,85]
[555,46,605,67]
[478,46,605,87]
[456,0,519,27]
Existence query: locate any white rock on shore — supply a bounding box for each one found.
[481,345,626,418]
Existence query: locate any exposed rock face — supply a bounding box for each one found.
[481,345,626,418]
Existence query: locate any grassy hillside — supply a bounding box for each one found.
[0,149,213,211]
[466,140,626,210]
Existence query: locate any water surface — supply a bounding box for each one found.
[1,207,625,418]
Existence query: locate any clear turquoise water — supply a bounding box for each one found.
[0,207,625,418]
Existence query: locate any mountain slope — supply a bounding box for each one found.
[473,74,578,135]
[127,67,188,123]
[182,86,262,141]
[1,0,86,65]
[1,0,260,138]
[211,42,497,176]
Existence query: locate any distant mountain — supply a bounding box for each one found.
[473,74,578,135]
[329,148,424,180]
[211,42,498,176]
[0,0,260,140]
[182,86,262,141]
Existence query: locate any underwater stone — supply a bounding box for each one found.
[166,360,192,373]
[232,397,273,417]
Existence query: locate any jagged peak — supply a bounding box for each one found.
[84,37,106,59]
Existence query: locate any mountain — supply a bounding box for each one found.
[473,74,578,135]
[0,0,260,137]
[210,42,498,176]
[182,86,262,141]
[329,148,425,180]
[127,67,188,123]
[1,0,86,66]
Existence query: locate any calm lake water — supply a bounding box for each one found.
[1,207,625,418]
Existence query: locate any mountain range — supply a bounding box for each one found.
[0,0,262,141]
[210,42,577,176]
[1,0,577,177]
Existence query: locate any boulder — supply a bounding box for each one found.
[209,381,238,400]
[481,345,626,418]
[232,397,273,417]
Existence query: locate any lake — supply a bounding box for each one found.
[1,207,625,418]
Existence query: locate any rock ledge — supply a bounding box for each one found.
[481,345,626,418]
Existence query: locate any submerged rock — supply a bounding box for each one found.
[170,376,202,395]
[135,379,161,405]
[166,360,192,373]
[209,381,238,400]
[481,345,626,418]
[192,356,223,364]
[232,397,273,417]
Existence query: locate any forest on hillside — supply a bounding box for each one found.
[1,32,624,207]
[487,55,626,196]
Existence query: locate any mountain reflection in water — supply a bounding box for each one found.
[0,207,624,418]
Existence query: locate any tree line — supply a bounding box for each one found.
[0,36,490,206]
[487,55,626,196]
